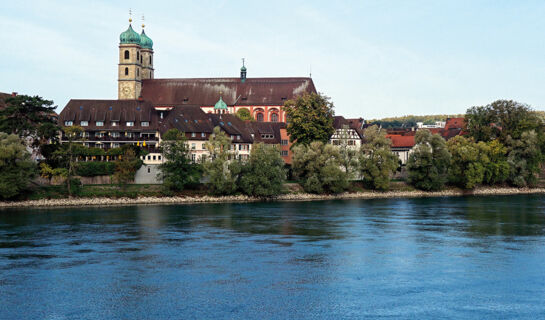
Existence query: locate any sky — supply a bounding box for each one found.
[2,0,545,119]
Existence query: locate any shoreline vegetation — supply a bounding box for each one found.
[2,186,544,209]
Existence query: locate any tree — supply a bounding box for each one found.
[465,100,542,143]
[447,136,486,189]
[203,126,240,195]
[158,129,201,191]
[407,130,451,191]
[358,125,398,190]
[292,141,348,194]
[337,124,359,178]
[58,126,83,197]
[0,133,36,199]
[239,143,286,197]
[114,149,142,189]
[0,95,59,146]
[506,130,543,187]
[236,108,253,121]
[480,140,510,185]
[284,92,335,145]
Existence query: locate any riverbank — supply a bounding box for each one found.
[1,187,544,208]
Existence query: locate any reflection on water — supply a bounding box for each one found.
[1,195,545,319]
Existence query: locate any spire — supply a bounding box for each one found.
[129,8,133,23]
[141,14,145,29]
[240,58,247,83]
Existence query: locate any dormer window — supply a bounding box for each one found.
[111,132,120,138]
[64,121,73,126]
[96,121,104,126]
[80,121,88,126]
[261,134,274,139]
[126,121,134,127]
[111,121,118,127]
[141,121,149,127]
[237,135,240,140]
[201,132,206,137]
[191,132,196,137]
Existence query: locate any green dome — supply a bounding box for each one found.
[120,24,141,45]
[240,65,247,71]
[214,96,228,110]
[140,29,153,49]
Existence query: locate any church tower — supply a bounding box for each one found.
[139,17,154,80]
[118,16,142,100]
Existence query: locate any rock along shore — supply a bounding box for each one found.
[0,187,544,209]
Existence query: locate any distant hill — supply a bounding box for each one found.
[368,114,465,128]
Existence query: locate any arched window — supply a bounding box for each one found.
[124,50,129,59]
[150,56,152,64]
[124,67,128,75]
[137,69,140,77]
[140,56,142,63]
[271,113,278,122]
[137,51,140,60]
[256,113,264,122]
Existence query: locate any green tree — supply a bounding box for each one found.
[337,124,359,178]
[0,133,36,199]
[203,127,240,195]
[0,95,59,146]
[465,100,543,143]
[358,125,398,190]
[158,129,201,191]
[114,149,142,189]
[480,140,509,185]
[239,143,286,197]
[292,141,348,194]
[447,136,486,189]
[58,126,83,197]
[236,108,253,121]
[284,93,335,145]
[506,130,543,187]
[407,130,451,191]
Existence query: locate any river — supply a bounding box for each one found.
[1,195,545,319]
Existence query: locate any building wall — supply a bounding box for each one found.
[118,44,142,99]
[201,105,285,122]
[135,164,162,184]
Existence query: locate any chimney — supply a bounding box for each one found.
[11,92,17,97]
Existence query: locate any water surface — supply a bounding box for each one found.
[1,195,545,319]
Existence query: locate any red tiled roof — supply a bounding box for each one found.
[140,77,316,106]
[387,134,415,148]
[445,117,465,130]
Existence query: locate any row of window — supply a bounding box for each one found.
[123,50,152,64]
[143,154,162,161]
[65,121,150,127]
[78,132,155,139]
[124,67,140,77]
[255,113,279,122]
[190,132,207,138]
[189,143,250,151]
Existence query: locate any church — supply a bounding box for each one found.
[58,18,317,178]
[115,17,316,122]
